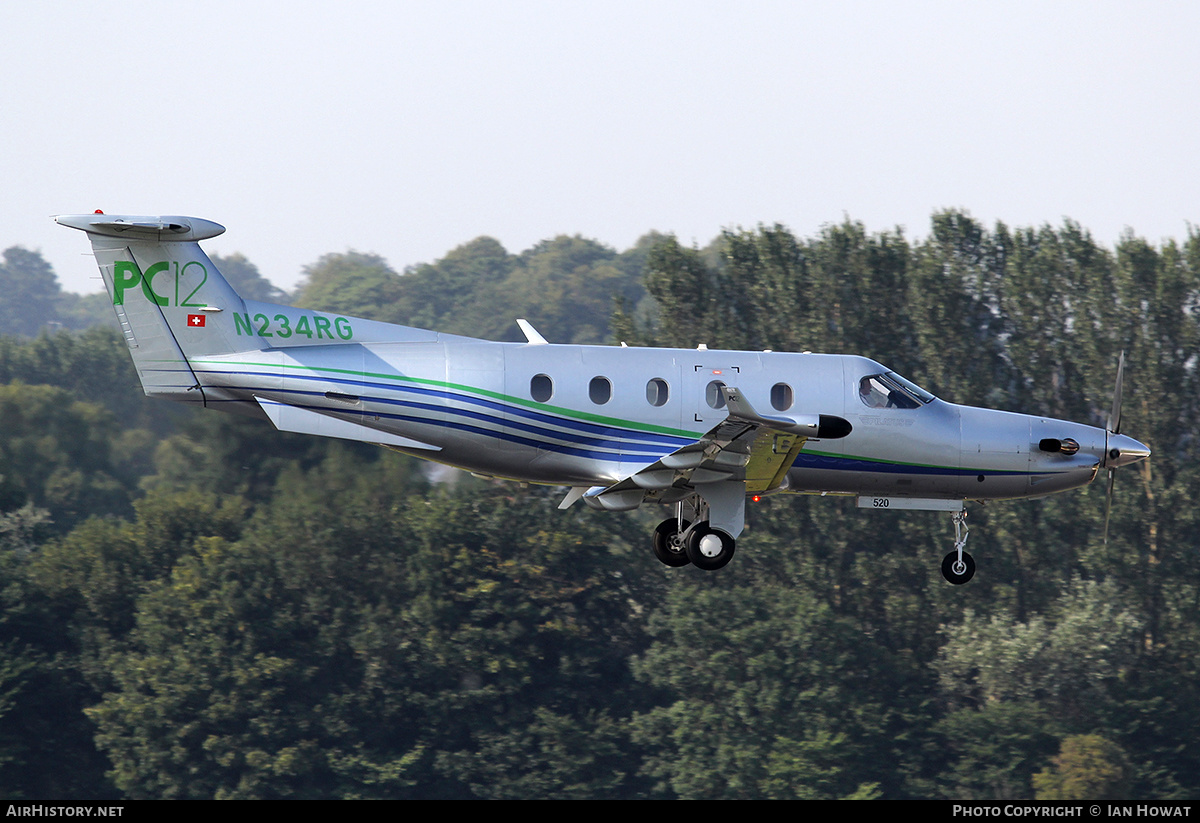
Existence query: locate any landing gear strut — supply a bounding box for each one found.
[941,509,975,584]
[651,496,736,571]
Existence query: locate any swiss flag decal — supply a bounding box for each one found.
[187,314,206,328]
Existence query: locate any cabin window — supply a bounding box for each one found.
[705,380,727,409]
[770,382,793,411]
[646,377,670,407]
[589,376,612,405]
[530,373,554,402]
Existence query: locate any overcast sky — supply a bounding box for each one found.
[3,1,1198,294]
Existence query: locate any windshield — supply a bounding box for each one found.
[858,371,936,409]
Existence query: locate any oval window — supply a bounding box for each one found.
[530,374,553,402]
[589,376,612,405]
[706,380,727,409]
[646,377,670,407]
[771,382,793,411]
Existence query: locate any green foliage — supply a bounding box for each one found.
[388,236,515,336]
[930,703,1061,800]
[293,251,404,321]
[0,326,176,437]
[0,504,114,798]
[210,252,290,304]
[55,291,119,333]
[631,582,913,799]
[0,247,62,337]
[79,485,654,798]
[0,382,138,529]
[1033,735,1133,800]
[936,579,1143,725]
[294,234,648,344]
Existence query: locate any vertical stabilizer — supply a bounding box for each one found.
[56,214,254,405]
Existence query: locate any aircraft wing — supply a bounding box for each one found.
[580,387,851,511]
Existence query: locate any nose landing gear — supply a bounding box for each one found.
[941,509,975,584]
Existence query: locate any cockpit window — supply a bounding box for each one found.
[858,372,934,409]
[885,371,935,404]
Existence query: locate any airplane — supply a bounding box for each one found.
[56,212,1152,583]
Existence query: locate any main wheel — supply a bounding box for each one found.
[685,524,736,571]
[652,518,692,567]
[941,550,976,585]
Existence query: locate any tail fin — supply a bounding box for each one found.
[56,213,253,405]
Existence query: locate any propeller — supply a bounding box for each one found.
[1102,351,1125,544]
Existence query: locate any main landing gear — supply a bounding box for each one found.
[651,496,736,571]
[941,509,975,585]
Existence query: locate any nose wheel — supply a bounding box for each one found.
[941,510,975,584]
[941,549,975,584]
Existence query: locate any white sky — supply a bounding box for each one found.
[3,1,1198,295]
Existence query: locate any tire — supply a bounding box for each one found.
[652,518,692,567]
[941,550,976,585]
[685,524,736,571]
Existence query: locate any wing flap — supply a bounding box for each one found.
[585,387,852,509]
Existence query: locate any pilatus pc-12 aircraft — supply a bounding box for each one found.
[58,213,1151,583]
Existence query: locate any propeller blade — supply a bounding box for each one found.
[1103,468,1116,545]
[1102,351,1124,545]
[1108,350,1125,435]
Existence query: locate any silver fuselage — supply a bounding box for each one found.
[193,328,1136,503]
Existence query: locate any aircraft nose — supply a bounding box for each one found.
[1107,433,1151,468]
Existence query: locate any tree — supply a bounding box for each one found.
[82,484,657,798]
[1033,735,1132,800]
[936,579,1143,726]
[210,253,289,304]
[391,236,514,334]
[0,326,176,437]
[0,247,63,338]
[0,383,137,529]
[292,251,403,321]
[631,583,913,799]
[0,504,114,798]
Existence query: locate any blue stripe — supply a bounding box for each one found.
[262,398,672,461]
[793,452,1039,478]
[256,386,670,458]
[193,367,695,449]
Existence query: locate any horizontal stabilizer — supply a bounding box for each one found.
[55,213,226,241]
[254,397,441,451]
